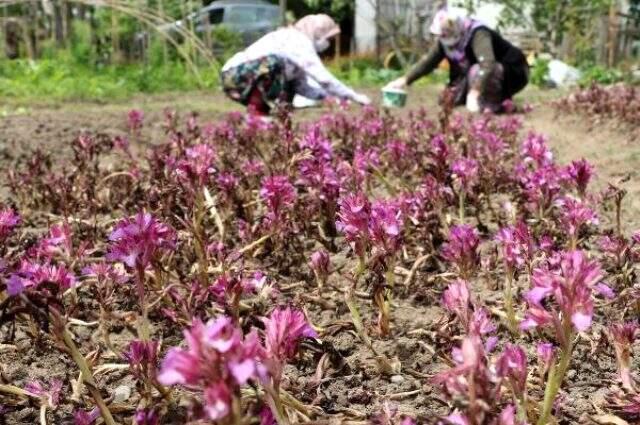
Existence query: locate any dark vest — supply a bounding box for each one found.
[443,26,529,98]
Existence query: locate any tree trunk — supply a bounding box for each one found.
[54,0,65,47]
[111,7,120,63]
[280,0,287,26]
[25,3,39,59]
[4,19,21,60]
[158,0,169,62]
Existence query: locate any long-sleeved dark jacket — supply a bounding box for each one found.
[406,26,529,99]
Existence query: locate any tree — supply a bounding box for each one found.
[299,0,355,22]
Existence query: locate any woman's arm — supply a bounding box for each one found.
[405,42,445,85]
[301,55,359,100]
[470,29,496,92]
[295,76,328,100]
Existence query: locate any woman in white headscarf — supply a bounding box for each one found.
[385,7,529,113]
[221,14,370,116]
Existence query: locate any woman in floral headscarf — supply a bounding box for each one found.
[385,7,529,113]
[221,14,370,116]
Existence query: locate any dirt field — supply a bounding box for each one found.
[1,86,639,424]
[1,86,638,229]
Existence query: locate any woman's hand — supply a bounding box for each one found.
[384,77,408,91]
[466,89,481,113]
[352,93,372,105]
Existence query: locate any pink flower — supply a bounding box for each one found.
[127,109,144,133]
[369,200,403,255]
[497,405,523,425]
[521,250,603,337]
[243,159,264,177]
[433,335,489,399]
[158,316,264,421]
[518,164,563,213]
[563,159,594,195]
[386,139,409,166]
[521,132,553,167]
[336,193,371,258]
[203,383,232,420]
[495,222,534,270]
[451,158,479,191]
[7,261,76,296]
[430,134,450,166]
[298,160,339,202]
[598,235,629,264]
[107,212,176,269]
[124,340,159,380]
[25,379,62,408]
[263,307,316,361]
[556,196,599,241]
[299,124,333,161]
[310,250,331,284]
[469,308,497,338]
[216,172,239,195]
[73,408,99,425]
[29,223,73,259]
[496,345,528,397]
[260,406,277,425]
[442,279,471,319]
[260,175,296,226]
[536,342,556,376]
[175,144,216,188]
[440,413,470,425]
[82,263,129,285]
[608,322,639,390]
[0,207,20,240]
[441,225,480,278]
[134,408,159,425]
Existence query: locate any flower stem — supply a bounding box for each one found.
[136,266,150,341]
[504,271,518,335]
[39,404,47,425]
[459,191,466,223]
[60,323,117,425]
[345,288,372,348]
[266,384,290,425]
[536,336,574,425]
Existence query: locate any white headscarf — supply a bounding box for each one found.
[429,7,469,47]
[294,14,341,52]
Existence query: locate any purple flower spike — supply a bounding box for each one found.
[310,249,331,284]
[0,207,20,240]
[563,158,594,195]
[496,345,528,397]
[522,250,602,339]
[336,193,371,258]
[441,225,480,278]
[107,211,176,270]
[451,157,479,191]
[127,109,144,133]
[158,316,265,421]
[260,175,296,227]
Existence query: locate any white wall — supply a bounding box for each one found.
[355,0,378,54]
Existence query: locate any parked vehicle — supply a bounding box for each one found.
[159,0,281,50]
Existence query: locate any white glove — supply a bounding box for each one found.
[466,90,481,113]
[384,77,407,91]
[352,93,372,105]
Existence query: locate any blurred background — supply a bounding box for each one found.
[0,0,637,101]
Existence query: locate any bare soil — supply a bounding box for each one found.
[0,86,638,424]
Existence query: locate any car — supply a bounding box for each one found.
[159,0,281,50]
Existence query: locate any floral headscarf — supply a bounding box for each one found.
[429,7,482,68]
[294,14,341,45]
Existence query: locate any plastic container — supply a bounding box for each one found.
[381,88,407,108]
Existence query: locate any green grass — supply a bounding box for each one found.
[0,57,220,102]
